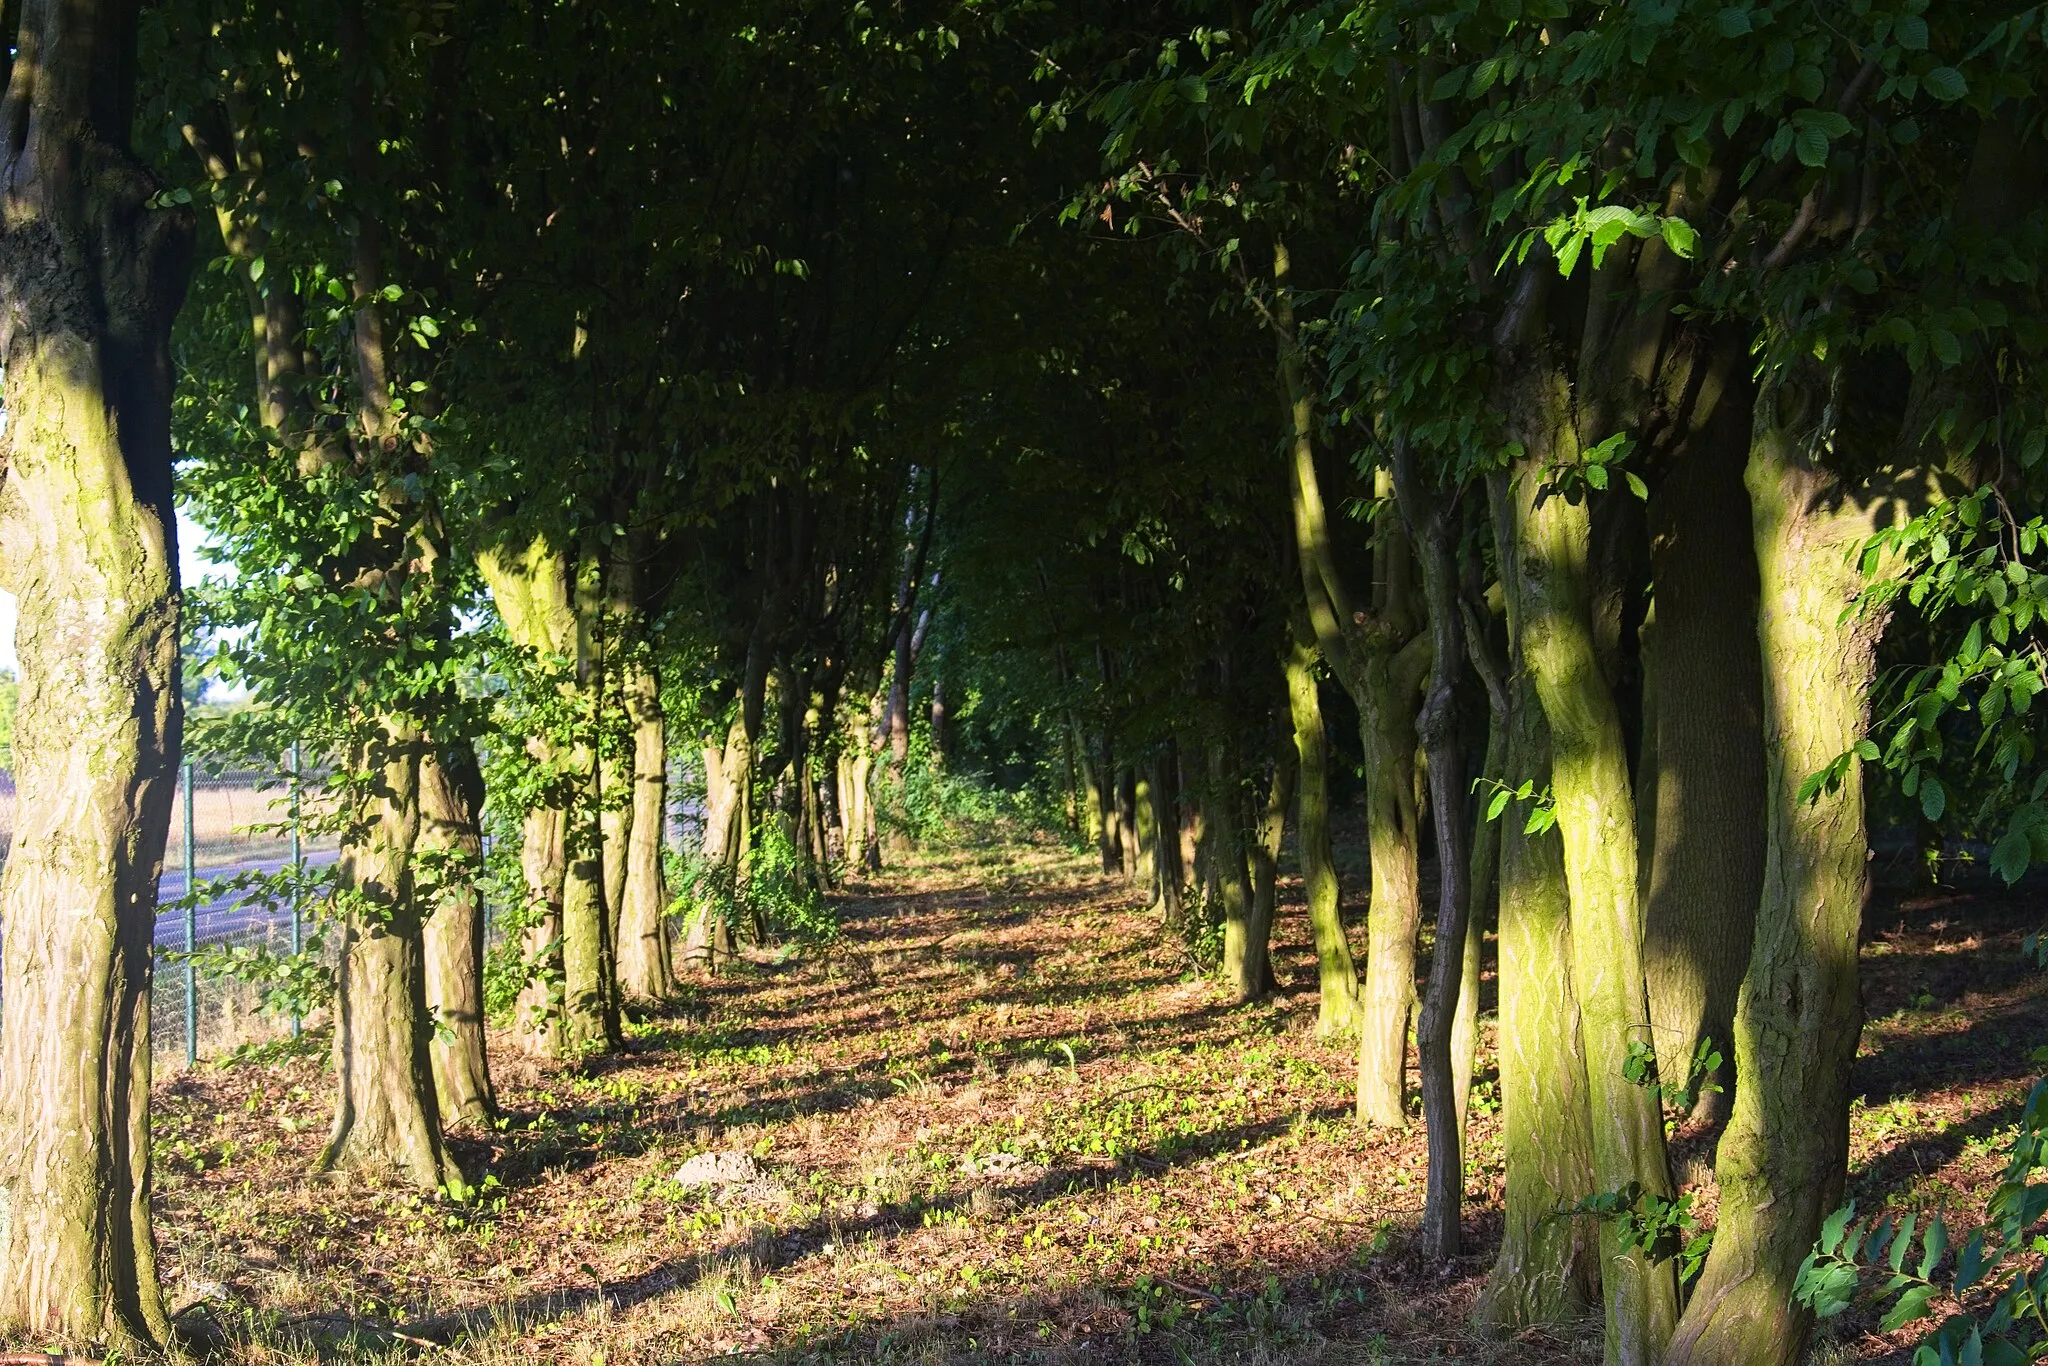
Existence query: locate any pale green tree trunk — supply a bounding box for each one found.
[1663,380,1902,1366]
[0,3,191,1337]
[1276,241,1422,1089]
[422,741,495,1125]
[1476,472,1599,1331]
[685,718,750,968]
[618,658,675,1001]
[1284,624,1363,1038]
[1510,410,1679,1362]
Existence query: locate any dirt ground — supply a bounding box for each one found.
[144,837,2048,1364]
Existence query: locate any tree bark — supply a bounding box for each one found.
[1148,749,1185,927]
[1284,623,1363,1039]
[514,802,567,1057]
[1355,634,1429,1124]
[617,657,675,1002]
[421,741,495,1126]
[1510,407,1678,1363]
[685,716,750,969]
[316,720,463,1189]
[0,2,192,1338]
[1391,442,1472,1259]
[1638,368,1766,1126]
[1475,615,1600,1332]
[1663,380,1906,1366]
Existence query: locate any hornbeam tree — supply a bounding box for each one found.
[0,0,193,1344]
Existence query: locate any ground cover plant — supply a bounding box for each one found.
[5,3,2048,1365]
[136,835,2048,1365]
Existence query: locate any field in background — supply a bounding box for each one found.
[0,772,339,868]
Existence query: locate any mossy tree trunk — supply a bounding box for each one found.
[421,741,495,1126]
[1510,405,1679,1363]
[686,716,750,968]
[477,534,619,1050]
[1663,380,1905,1366]
[317,720,463,1189]
[1284,621,1363,1039]
[0,1,192,1339]
[1638,350,1766,1125]
[1475,634,1600,1331]
[1274,242,1422,1082]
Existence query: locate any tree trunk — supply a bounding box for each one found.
[1244,749,1293,998]
[1274,245,1422,1098]
[1638,376,1766,1126]
[1454,702,1501,1144]
[515,801,567,1057]
[1098,736,1122,874]
[1356,638,1429,1125]
[1475,633,1599,1332]
[685,718,750,969]
[0,6,192,1337]
[421,741,494,1126]
[1133,766,1159,891]
[1115,766,1139,883]
[1285,624,1363,1038]
[1392,444,1473,1259]
[618,658,675,1002]
[1663,380,1900,1366]
[1148,750,1185,927]
[317,720,462,1189]
[1511,422,1678,1363]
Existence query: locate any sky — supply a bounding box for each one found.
[0,507,219,675]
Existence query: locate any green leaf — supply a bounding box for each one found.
[1920,777,1946,823]
[1890,1214,1917,1272]
[1895,15,1929,49]
[1820,1202,1857,1255]
[1795,125,1831,168]
[1625,471,1649,500]
[1918,1216,1948,1279]
[1716,7,1753,37]
[1882,1283,1936,1331]
[1659,216,1698,258]
[1924,67,1968,102]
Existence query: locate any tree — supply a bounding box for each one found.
[0,0,194,1343]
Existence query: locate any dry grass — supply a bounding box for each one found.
[0,781,338,867]
[106,840,2048,1364]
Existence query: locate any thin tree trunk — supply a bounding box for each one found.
[1510,419,1678,1362]
[1149,750,1185,926]
[618,658,675,1002]
[1285,623,1363,1038]
[1664,379,1898,1366]
[1245,748,1294,997]
[1455,703,1501,1143]
[0,5,191,1336]
[422,741,494,1126]
[1392,443,1473,1259]
[317,720,462,1189]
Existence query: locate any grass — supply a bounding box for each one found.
[118,836,2048,1363]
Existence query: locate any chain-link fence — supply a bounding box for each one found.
[153,752,343,1066]
[0,754,342,1067]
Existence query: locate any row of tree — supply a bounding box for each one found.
[0,4,2044,1366]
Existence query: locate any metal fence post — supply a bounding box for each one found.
[181,761,196,1066]
[289,741,302,1038]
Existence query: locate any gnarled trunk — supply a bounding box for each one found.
[1511,407,1678,1362]
[1284,625,1362,1038]
[1476,472,1599,1330]
[0,8,191,1335]
[1664,382,1901,1366]
[317,719,462,1189]
[422,741,495,1126]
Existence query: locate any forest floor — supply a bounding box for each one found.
[147,835,2048,1365]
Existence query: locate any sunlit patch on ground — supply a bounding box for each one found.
[149,840,2048,1364]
